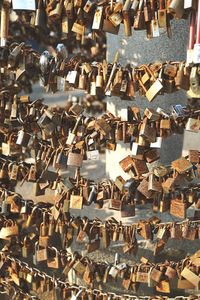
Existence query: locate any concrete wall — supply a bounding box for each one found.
[106,19,189,180]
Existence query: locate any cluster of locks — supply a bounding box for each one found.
[0,42,199,99]
[1,0,199,42]
[0,0,199,299]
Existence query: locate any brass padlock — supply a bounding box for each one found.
[70,190,83,209]
[158,0,167,28]
[171,157,193,174]
[150,267,163,283]
[137,178,153,199]
[133,159,149,177]
[0,219,18,238]
[138,221,153,240]
[170,195,187,219]
[89,72,97,96]
[96,64,104,88]
[67,151,83,168]
[101,225,110,248]
[78,67,87,90]
[143,0,152,22]
[9,163,19,181]
[181,267,200,287]
[103,6,120,34]
[134,0,145,30]
[22,236,32,258]
[0,162,8,179]
[48,0,63,20]
[47,247,60,269]
[72,22,85,36]
[136,265,149,283]
[120,197,135,218]
[119,155,134,172]
[109,11,123,27]
[10,95,18,119]
[165,264,177,279]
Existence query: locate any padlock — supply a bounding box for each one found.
[8,42,24,67]
[95,118,112,136]
[133,159,149,177]
[136,265,149,283]
[87,186,97,205]
[181,267,200,287]
[146,66,163,101]
[150,267,163,283]
[185,117,200,132]
[143,0,151,22]
[119,155,134,172]
[10,95,18,119]
[0,2,9,47]
[120,197,135,218]
[165,265,177,279]
[96,64,104,88]
[175,63,190,90]
[70,190,83,209]
[48,0,63,20]
[137,178,153,199]
[72,22,85,36]
[138,220,153,239]
[115,176,125,192]
[78,67,87,90]
[134,0,145,30]
[148,173,162,192]
[131,0,139,11]
[0,162,8,179]
[9,163,19,181]
[189,150,199,164]
[66,115,82,145]
[170,196,187,219]
[35,241,48,263]
[92,6,103,30]
[90,73,97,96]
[171,157,193,174]
[67,151,83,167]
[103,6,120,34]
[16,130,31,147]
[0,219,18,238]
[22,236,32,258]
[168,0,184,19]
[158,0,167,28]
[35,0,46,28]
[63,0,74,18]
[188,67,200,98]
[47,247,60,269]
[109,12,123,27]
[151,12,160,38]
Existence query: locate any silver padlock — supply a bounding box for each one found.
[156,107,170,118]
[109,266,118,278]
[171,104,186,118]
[16,130,31,147]
[71,289,83,300]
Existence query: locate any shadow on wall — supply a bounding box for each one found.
[107,19,189,65]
